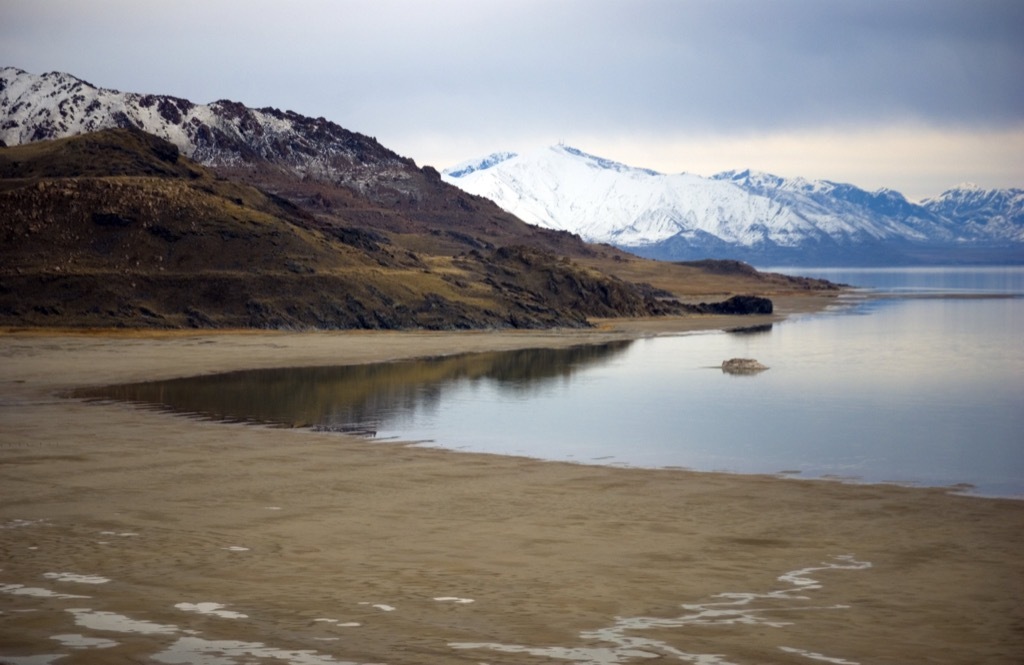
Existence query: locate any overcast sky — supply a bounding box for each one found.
[2,0,1022,199]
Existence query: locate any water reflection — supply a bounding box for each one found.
[75,342,633,434]
[725,323,774,335]
[74,268,1024,496]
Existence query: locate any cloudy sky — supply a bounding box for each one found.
[2,0,1022,200]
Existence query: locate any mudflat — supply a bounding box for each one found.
[2,306,1022,664]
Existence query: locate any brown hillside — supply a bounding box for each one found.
[1,129,695,329]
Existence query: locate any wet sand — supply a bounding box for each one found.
[2,304,1023,664]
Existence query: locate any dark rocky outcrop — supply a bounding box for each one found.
[691,295,773,315]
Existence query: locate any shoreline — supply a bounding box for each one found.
[0,312,797,393]
[2,298,1023,664]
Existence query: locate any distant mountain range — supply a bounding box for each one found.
[7,66,1017,268]
[443,145,1024,265]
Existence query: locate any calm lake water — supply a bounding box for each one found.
[81,267,1024,498]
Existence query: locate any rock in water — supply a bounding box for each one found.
[721,358,769,374]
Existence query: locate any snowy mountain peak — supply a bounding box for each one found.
[925,183,1023,205]
[919,184,1024,242]
[445,144,663,181]
[442,145,1023,264]
[551,144,662,176]
[443,151,518,178]
[444,148,816,247]
[713,169,791,190]
[1,66,92,92]
[0,67,412,195]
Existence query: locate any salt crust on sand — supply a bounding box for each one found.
[43,572,110,584]
[778,646,860,664]
[66,608,178,635]
[0,584,89,599]
[151,636,356,665]
[175,602,248,619]
[51,633,118,649]
[0,518,49,529]
[34,606,352,665]
[314,618,361,627]
[0,656,66,665]
[452,555,871,665]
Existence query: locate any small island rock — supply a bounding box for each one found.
[721,358,769,374]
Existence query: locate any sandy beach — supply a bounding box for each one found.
[2,302,1022,664]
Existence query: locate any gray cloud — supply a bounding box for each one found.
[2,0,1022,193]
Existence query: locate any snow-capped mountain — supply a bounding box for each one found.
[4,67,1021,265]
[0,66,418,197]
[444,145,1023,265]
[921,184,1024,243]
[445,146,798,248]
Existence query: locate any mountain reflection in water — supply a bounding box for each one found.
[75,342,633,434]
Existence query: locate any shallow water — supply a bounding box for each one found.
[78,267,1024,497]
